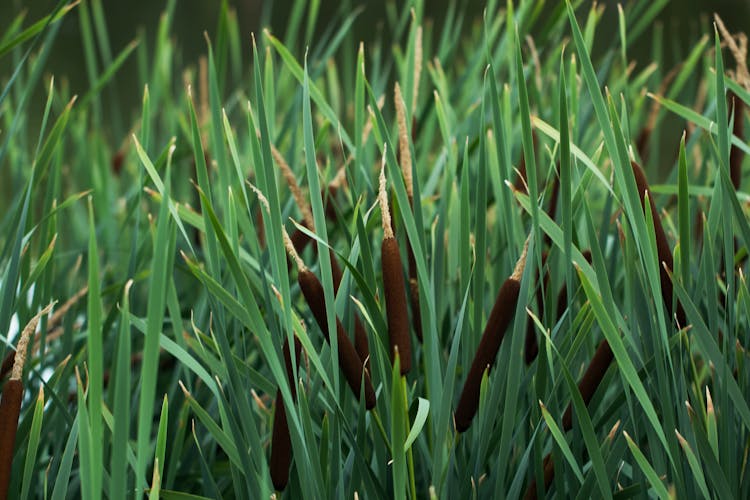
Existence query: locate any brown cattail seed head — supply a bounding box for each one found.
[455,240,528,432]
[382,237,412,375]
[297,270,376,409]
[562,340,615,431]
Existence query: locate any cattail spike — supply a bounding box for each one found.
[382,237,412,375]
[11,302,55,380]
[394,83,414,202]
[379,148,394,239]
[413,26,423,116]
[0,302,54,499]
[297,269,376,408]
[511,234,531,281]
[455,238,529,432]
[271,144,315,230]
[281,224,307,273]
[562,340,615,431]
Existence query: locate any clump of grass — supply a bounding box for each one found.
[6,1,750,498]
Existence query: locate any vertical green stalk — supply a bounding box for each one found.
[86,198,103,497]
[135,167,174,497]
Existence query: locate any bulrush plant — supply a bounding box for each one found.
[7,0,750,497]
[272,143,371,367]
[0,303,54,498]
[378,155,413,375]
[454,236,529,432]
[394,82,423,343]
[283,225,376,409]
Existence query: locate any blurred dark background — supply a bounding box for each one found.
[2,0,749,125]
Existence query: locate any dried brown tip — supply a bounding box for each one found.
[281,224,307,273]
[394,82,414,202]
[382,237,412,375]
[511,235,531,282]
[455,243,527,432]
[271,144,315,230]
[248,182,271,215]
[562,340,615,431]
[11,302,55,380]
[630,161,686,327]
[379,149,394,239]
[413,25,423,115]
[523,453,555,499]
[297,269,376,409]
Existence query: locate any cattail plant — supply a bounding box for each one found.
[379,155,412,375]
[561,339,614,431]
[272,144,370,365]
[455,237,529,432]
[282,225,377,409]
[630,160,686,327]
[395,82,423,343]
[0,303,54,498]
[1,286,87,380]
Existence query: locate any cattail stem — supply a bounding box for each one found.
[455,240,528,432]
[630,161,686,326]
[562,340,614,431]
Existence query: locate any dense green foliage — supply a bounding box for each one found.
[1,0,750,498]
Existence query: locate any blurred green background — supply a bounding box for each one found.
[2,0,749,129]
